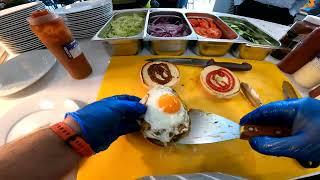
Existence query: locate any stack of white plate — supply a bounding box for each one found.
[0,46,8,64]
[0,2,46,54]
[55,0,113,39]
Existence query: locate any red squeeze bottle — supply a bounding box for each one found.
[278,27,320,74]
[27,10,92,79]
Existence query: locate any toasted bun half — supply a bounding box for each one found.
[141,62,180,88]
[200,65,240,98]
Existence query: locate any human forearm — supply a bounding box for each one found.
[0,123,81,180]
[0,95,146,180]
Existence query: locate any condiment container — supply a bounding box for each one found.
[92,9,148,56]
[145,10,197,56]
[272,15,320,59]
[185,12,239,56]
[27,10,92,79]
[309,85,320,100]
[219,16,281,61]
[293,56,320,88]
[278,27,320,74]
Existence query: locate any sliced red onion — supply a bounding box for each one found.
[148,15,189,37]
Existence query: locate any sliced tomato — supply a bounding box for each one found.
[209,20,217,28]
[194,27,207,37]
[207,28,222,38]
[188,18,199,27]
[198,19,210,29]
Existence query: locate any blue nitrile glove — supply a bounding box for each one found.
[66,95,146,153]
[240,98,320,163]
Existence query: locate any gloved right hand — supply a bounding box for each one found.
[240,98,320,163]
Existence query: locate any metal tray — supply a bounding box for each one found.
[145,10,197,55]
[92,9,149,56]
[185,12,241,56]
[219,16,281,60]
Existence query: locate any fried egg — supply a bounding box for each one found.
[141,86,190,146]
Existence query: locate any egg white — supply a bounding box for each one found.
[143,86,189,144]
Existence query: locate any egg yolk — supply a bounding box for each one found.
[158,94,181,113]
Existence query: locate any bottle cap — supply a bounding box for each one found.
[304,15,320,26]
[27,9,60,26]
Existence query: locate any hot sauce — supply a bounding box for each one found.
[27,10,92,79]
[272,16,320,59]
[278,27,320,74]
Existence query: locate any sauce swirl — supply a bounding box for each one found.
[206,68,235,92]
[147,63,173,85]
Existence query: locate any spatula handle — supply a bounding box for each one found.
[240,125,291,140]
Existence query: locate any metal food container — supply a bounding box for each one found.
[185,12,241,56]
[219,16,281,60]
[92,9,149,56]
[145,10,197,55]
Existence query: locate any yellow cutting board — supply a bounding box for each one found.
[78,56,320,180]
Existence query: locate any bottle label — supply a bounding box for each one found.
[64,40,82,59]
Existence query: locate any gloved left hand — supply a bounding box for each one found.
[66,95,146,153]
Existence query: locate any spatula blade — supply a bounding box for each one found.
[177,109,240,145]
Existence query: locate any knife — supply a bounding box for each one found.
[177,109,291,144]
[146,58,252,71]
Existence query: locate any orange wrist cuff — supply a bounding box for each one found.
[50,122,94,157]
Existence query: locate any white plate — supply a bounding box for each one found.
[65,10,112,19]
[54,0,111,14]
[0,4,45,22]
[67,20,108,28]
[10,46,45,54]
[1,42,43,51]
[8,44,45,54]
[0,37,41,47]
[5,42,44,50]
[67,19,109,30]
[67,4,112,13]
[0,96,80,145]
[69,25,105,32]
[66,16,110,26]
[2,36,40,46]
[63,9,112,20]
[0,31,36,43]
[71,28,103,35]
[0,2,43,17]
[74,33,97,39]
[60,4,112,16]
[0,50,56,96]
[1,17,31,29]
[0,24,31,34]
[0,4,45,19]
[0,25,32,35]
[3,41,43,52]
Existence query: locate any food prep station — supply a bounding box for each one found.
[92,8,282,60]
[2,2,320,179]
